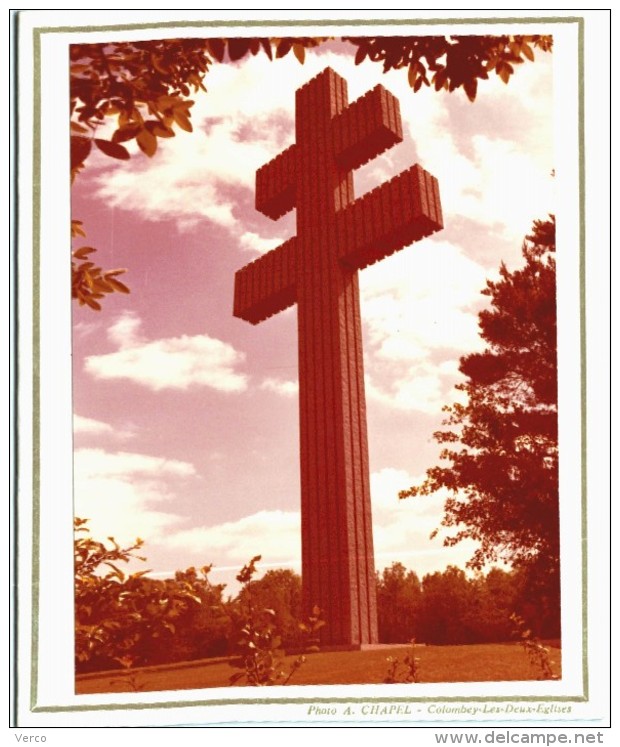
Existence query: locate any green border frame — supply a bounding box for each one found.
[27,14,587,718]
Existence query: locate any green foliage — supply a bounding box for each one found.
[228,556,287,686]
[418,566,478,645]
[69,37,325,177]
[233,567,303,650]
[167,566,232,661]
[384,640,421,684]
[376,562,422,643]
[74,517,227,672]
[400,217,559,637]
[71,240,129,310]
[298,605,327,654]
[467,567,522,643]
[70,34,552,309]
[376,562,523,646]
[510,613,559,680]
[110,662,148,693]
[74,522,326,681]
[228,556,325,686]
[345,35,552,101]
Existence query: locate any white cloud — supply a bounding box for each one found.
[366,365,449,415]
[352,49,555,249]
[73,414,136,440]
[239,231,285,255]
[85,312,248,392]
[260,377,298,397]
[153,467,477,583]
[161,509,301,566]
[360,240,489,413]
[370,467,478,576]
[73,447,195,549]
[107,312,142,348]
[73,320,100,340]
[88,44,553,277]
[466,134,555,245]
[76,447,196,478]
[88,52,318,236]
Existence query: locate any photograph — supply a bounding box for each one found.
[12,9,610,731]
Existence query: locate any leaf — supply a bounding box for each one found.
[136,127,157,157]
[71,136,92,171]
[173,110,193,133]
[497,62,514,85]
[173,100,195,112]
[433,67,448,91]
[509,41,521,58]
[71,220,86,238]
[206,38,225,62]
[106,277,131,294]
[293,43,305,64]
[112,123,142,144]
[354,43,367,65]
[521,42,534,61]
[227,38,252,62]
[151,54,169,75]
[408,63,417,89]
[83,296,102,311]
[463,77,478,103]
[147,121,175,138]
[275,39,292,58]
[260,38,273,60]
[94,139,131,160]
[73,246,96,260]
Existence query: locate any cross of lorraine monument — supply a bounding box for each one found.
[233,68,443,647]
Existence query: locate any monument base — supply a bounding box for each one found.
[319,643,364,653]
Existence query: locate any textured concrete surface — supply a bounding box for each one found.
[234,68,443,646]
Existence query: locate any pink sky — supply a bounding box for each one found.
[71,39,554,593]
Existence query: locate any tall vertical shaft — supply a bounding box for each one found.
[295,70,377,646]
[233,67,443,647]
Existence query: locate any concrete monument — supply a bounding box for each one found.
[233,68,443,646]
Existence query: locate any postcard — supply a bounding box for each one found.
[12,8,611,734]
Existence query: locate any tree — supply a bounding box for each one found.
[164,566,231,661]
[228,556,323,686]
[232,567,303,650]
[376,562,422,643]
[74,517,225,672]
[417,566,479,644]
[345,35,552,102]
[400,217,559,636]
[70,34,552,309]
[462,568,521,643]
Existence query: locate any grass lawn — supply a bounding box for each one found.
[76,642,561,694]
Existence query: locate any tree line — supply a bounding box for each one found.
[377,561,557,646]
[75,518,554,675]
